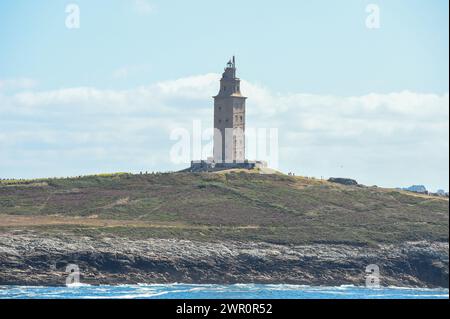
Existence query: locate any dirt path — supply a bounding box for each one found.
[0,214,261,230]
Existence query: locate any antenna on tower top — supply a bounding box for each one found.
[232,55,236,67]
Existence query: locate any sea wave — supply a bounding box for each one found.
[0,284,448,299]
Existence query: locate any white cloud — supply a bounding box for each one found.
[132,0,154,15]
[0,74,448,190]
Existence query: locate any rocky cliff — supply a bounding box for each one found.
[0,233,447,288]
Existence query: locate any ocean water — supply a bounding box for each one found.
[0,284,448,299]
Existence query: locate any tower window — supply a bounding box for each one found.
[240,116,243,121]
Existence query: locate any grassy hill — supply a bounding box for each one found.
[0,170,448,246]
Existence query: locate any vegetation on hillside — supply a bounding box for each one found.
[0,171,448,245]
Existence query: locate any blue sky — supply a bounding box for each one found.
[1,0,448,94]
[0,0,449,191]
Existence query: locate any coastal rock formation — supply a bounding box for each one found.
[0,232,447,288]
[327,178,359,186]
[402,185,428,194]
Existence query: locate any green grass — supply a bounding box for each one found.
[0,171,448,245]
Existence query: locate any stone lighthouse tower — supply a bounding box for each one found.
[188,57,266,172]
[213,56,247,163]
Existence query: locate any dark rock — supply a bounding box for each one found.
[402,185,428,194]
[328,177,358,186]
[0,233,447,288]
